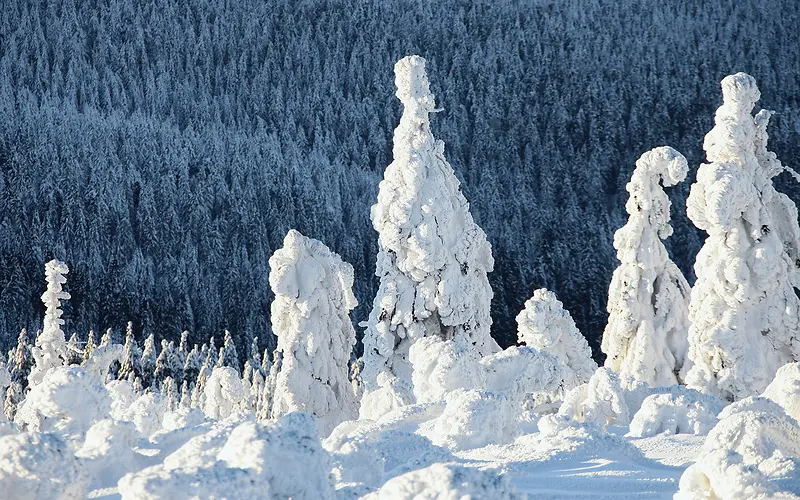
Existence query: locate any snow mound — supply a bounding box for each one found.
[217,413,335,499]
[675,396,800,499]
[362,462,521,500]
[77,419,143,489]
[118,462,262,500]
[323,420,385,489]
[14,366,111,446]
[558,367,630,427]
[358,372,414,421]
[161,413,254,471]
[628,389,724,437]
[419,388,517,451]
[762,361,800,420]
[481,346,565,404]
[409,336,484,403]
[517,288,595,388]
[0,431,89,499]
[107,379,138,421]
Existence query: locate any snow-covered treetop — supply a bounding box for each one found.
[393,55,436,127]
[624,146,688,240]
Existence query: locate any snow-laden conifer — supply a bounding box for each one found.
[119,324,143,382]
[268,230,358,435]
[217,330,239,373]
[684,74,800,400]
[140,334,157,389]
[601,147,691,387]
[361,55,498,394]
[83,330,96,364]
[29,260,70,387]
[517,288,595,389]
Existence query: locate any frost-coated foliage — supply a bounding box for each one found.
[268,230,359,436]
[602,147,691,387]
[409,337,484,405]
[28,260,70,387]
[203,367,245,421]
[559,368,631,428]
[762,362,800,421]
[361,55,498,395]
[517,289,595,389]
[685,73,800,401]
[675,397,800,499]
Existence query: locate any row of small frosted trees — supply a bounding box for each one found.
[4,58,800,438]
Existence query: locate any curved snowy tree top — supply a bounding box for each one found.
[704,73,760,165]
[621,146,687,242]
[268,229,357,311]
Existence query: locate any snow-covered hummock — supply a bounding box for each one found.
[0,432,89,499]
[408,336,484,404]
[28,260,70,387]
[558,367,632,428]
[119,412,335,500]
[685,73,800,401]
[517,288,595,389]
[268,230,359,436]
[360,55,499,396]
[362,462,522,500]
[627,388,724,438]
[14,366,111,447]
[601,147,691,387]
[675,397,800,499]
[77,419,143,489]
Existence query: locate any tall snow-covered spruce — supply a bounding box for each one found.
[268,229,358,436]
[28,260,71,387]
[360,55,499,397]
[601,147,691,387]
[685,73,800,401]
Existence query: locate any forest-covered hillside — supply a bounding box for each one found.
[1,0,798,357]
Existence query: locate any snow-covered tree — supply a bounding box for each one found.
[217,330,239,373]
[119,324,143,382]
[360,55,499,395]
[9,329,33,390]
[65,333,82,366]
[140,334,157,389]
[268,230,359,435]
[83,330,96,364]
[684,73,800,401]
[601,146,691,387]
[29,260,71,387]
[517,288,595,390]
[183,344,202,388]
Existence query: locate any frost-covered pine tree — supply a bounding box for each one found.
[140,334,157,388]
[119,323,143,382]
[217,330,239,373]
[9,329,33,391]
[517,288,595,389]
[83,330,96,364]
[268,230,359,435]
[360,55,499,394]
[685,73,800,401]
[28,260,71,387]
[65,333,82,366]
[183,344,202,388]
[601,147,691,387]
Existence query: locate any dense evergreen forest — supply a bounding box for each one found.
[1,0,798,359]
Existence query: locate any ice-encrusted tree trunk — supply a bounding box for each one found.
[28,260,71,387]
[268,230,358,436]
[685,73,800,401]
[517,288,595,389]
[360,55,499,394]
[601,147,691,387]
